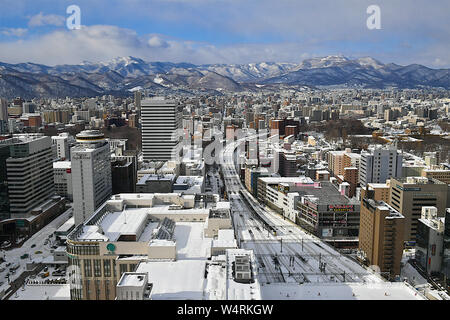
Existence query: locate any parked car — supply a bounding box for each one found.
[40,272,49,278]
[20,254,29,259]
[9,263,19,271]
[31,244,36,248]
[34,251,42,254]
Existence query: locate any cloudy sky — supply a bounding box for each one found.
[0,0,449,67]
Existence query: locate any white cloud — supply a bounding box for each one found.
[28,12,65,27]
[0,23,448,69]
[1,28,28,37]
[148,36,169,48]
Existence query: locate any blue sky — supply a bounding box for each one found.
[0,0,449,67]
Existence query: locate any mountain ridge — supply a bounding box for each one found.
[0,56,448,98]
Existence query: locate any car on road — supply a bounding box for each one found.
[31,244,36,248]
[20,254,29,259]
[9,263,19,271]
[40,272,49,278]
[43,266,48,272]
[34,251,42,254]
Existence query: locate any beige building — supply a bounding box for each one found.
[389,177,448,242]
[359,195,405,279]
[66,193,232,300]
[361,182,391,203]
[422,168,450,184]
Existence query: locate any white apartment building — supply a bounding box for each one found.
[359,146,403,187]
[52,132,75,160]
[71,130,112,226]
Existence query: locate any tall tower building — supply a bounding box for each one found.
[141,98,182,162]
[5,134,55,218]
[0,98,8,121]
[0,98,8,134]
[134,91,142,110]
[359,194,405,279]
[71,130,112,226]
[359,146,403,187]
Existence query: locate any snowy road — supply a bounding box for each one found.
[0,206,72,292]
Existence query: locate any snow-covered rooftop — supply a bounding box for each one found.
[261,282,425,300]
[136,260,206,300]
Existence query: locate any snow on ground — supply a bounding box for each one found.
[401,262,428,287]
[261,282,425,300]
[9,284,70,300]
[0,207,72,292]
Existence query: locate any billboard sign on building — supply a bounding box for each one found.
[322,228,333,237]
[328,204,354,212]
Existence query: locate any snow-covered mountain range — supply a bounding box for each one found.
[0,55,448,98]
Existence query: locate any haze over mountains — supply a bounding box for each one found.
[0,55,449,98]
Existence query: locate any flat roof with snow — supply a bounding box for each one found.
[261,282,425,300]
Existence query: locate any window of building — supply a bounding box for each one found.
[103,259,111,277]
[94,259,102,277]
[84,259,92,277]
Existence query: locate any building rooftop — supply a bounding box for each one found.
[261,282,425,300]
[69,193,225,242]
[117,273,148,287]
[53,161,71,169]
[296,182,359,205]
[394,176,446,185]
[259,176,315,185]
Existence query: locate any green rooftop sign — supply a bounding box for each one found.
[106,243,116,253]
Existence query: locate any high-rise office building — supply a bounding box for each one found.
[389,177,448,242]
[0,140,12,221]
[359,146,403,187]
[0,98,8,134]
[141,98,182,162]
[359,187,405,279]
[71,130,112,226]
[5,134,55,218]
[0,98,8,121]
[134,91,142,110]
